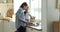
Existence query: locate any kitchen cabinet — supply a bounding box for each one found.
[26,27,42,32]
[3,20,16,32]
[0,20,4,32]
[53,22,60,32]
[0,20,16,32]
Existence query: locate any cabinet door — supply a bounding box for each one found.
[53,22,59,32]
[3,20,16,32]
[0,20,4,32]
[59,22,60,32]
[26,27,33,32]
[32,29,42,32]
[3,20,10,32]
[26,27,42,32]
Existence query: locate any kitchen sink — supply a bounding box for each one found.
[30,22,40,27]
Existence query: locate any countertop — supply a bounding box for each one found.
[0,16,12,20]
[27,22,42,31]
[0,16,42,31]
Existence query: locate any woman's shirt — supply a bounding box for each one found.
[16,8,26,29]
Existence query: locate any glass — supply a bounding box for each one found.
[14,0,41,20]
[30,0,41,20]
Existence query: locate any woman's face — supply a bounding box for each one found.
[23,6,28,10]
[25,7,29,12]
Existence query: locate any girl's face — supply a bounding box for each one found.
[23,6,28,10]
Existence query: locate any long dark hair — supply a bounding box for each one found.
[20,2,28,8]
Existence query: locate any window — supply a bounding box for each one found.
[14,0,42,29]
[30,0,41,20]
[14,0,41,20]
[14,0,30,13]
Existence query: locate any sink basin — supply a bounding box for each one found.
[30,23,40,27]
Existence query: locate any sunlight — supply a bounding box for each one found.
[14,0,41,21]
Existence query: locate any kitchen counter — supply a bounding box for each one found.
[27,22,42,31]
[0,16,42,31]
[0,16,12,21]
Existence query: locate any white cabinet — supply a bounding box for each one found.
[26,27,32,32]
[3,20,16,32]
[3,20,9,32]
[0,20,4,32]
[26,27,42,32]
[0,20,16,32]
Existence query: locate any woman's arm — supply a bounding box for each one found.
[17,18,31,25]
[16,8,31,25]
[30,14,32,18]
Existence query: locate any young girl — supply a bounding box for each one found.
[24,7,32,22]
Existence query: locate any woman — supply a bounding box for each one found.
[15,2,31,32]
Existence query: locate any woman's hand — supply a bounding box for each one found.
[26,22,32,25]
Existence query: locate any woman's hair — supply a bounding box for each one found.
[20,2,28,8]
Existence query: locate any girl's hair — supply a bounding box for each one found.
[20,2,28,8]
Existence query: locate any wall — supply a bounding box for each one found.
[0,4,7,17]
[47,0,59,32]
[41,0,47,32]
[0,3,13,17]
